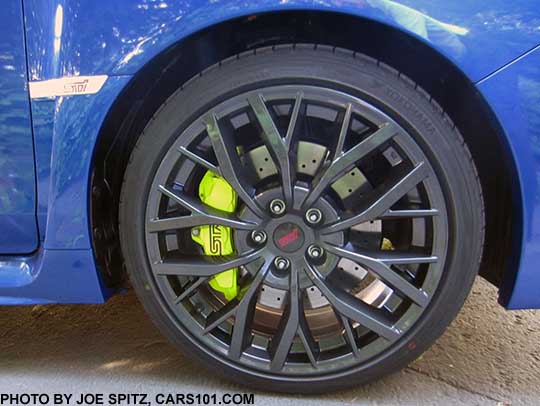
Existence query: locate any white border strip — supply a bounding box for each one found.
[29,75,108,99]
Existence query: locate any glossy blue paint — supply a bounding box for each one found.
[478,45,540,310]
[0,0,538,306]
[0,0,39,253]
[0,72,128,303]
[45,76,131,250]
[0,248,107,304]
[23,0,540,83]
[31,100,55,240]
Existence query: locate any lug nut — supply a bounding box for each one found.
[269,198,286,216]
[305,208,323,225]
[274,256,290,271]
[251,230,267,245]
[307,244,324,259]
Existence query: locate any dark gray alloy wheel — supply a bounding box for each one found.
[119,45,484,393]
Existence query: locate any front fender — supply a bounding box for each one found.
[24,0,540,83]
[478,45,540,309]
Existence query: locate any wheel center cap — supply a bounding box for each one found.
[273,222,304,253]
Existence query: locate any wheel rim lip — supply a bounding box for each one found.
[143,84,449,376]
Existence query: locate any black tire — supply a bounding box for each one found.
[119,45,484,393]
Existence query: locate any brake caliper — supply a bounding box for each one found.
[191,171,238,300]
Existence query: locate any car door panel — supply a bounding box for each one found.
[0,0,39,253]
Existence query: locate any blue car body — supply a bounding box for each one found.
[0,0,539,308]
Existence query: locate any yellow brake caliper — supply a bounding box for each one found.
[190,171,239,300]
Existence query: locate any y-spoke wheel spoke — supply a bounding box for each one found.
[204,299,239,333]
[285,92,304,147]
[178,146,221,175]
[298,313,319,368]
[175,277,210,303]
[269,267,318,371]
[321,162,430,234]
[248,94,296,204]
[203,113,264,218]
[203,261,269,354]
[329,103,353,163]
[304,262,402,341]
[154,249,262,277]
[150,185,257,231]
[380,208,439,219]
[229,260,271,359]
[324,244,431,307]
[372,250,439,265]
[340,315,360,358]
[303,123,399,208]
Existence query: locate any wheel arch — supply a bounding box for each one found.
[89,10,520,303]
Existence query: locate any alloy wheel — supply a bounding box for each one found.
[144,85,448,376]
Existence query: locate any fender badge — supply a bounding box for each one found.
[29,75,108,99]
